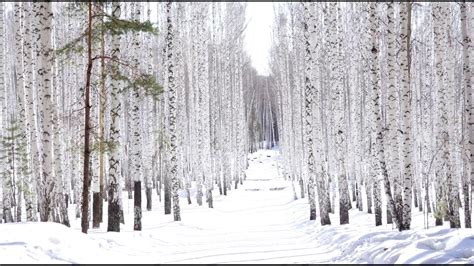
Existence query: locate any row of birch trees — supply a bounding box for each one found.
[271,2,473,230]
[0,2,254,233]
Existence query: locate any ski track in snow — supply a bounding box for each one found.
[0,149,473,264]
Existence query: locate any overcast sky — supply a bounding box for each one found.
[244,2,275,76]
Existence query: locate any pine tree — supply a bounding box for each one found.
[58,2,161,233]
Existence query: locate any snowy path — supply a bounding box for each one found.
[156,149,335,264]
[0,149,473,264]
[103,149,337,264]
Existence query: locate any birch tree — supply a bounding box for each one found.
[130,2,143,232]
[432,2,460,229]
[385,2,401,225]
[328,2,350,225]
[166,1,181,222]
[399,2,414,231]
[22,2,37,222]
[461,1,472,229]
[107,1,122,233]
[35,2,55,223]
[302,2,317,221]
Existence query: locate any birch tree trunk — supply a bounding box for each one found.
[433,2,460,229]
[461,1,472,229]
[368,2,398,228]
[35,2,55,223]
[330,2,350,225]
[22,2,37,222]
[166,1,181,221]
[385,2,401,225]
[302,2,317,221]
[107,1,122,232]
[0,2,13,223]
[13,2,28,223]
[131,2,143,232]
[399,2,414,231]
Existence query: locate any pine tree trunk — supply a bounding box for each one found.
[92,192,100,228]
[81,1,93,234]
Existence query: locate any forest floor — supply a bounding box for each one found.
[0,149,473,263]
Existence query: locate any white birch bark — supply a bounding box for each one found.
[130,2,143,231]
[13,2,27,223]
[368,2,395,228]
[433,2,460,228]
[107,1,122,232]
[327,2,350,224]
[385,2,402,222]
[302,2,317,221]
[166,1,181,221]
[21,2,38,222]
[34,2,55,222]
[399,2,414,230]
[461,1,472,229]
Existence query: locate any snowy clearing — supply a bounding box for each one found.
[0,150,472,264]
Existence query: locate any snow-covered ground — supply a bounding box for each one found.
[0,149,473,264]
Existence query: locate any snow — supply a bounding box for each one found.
[0,149,473,264]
